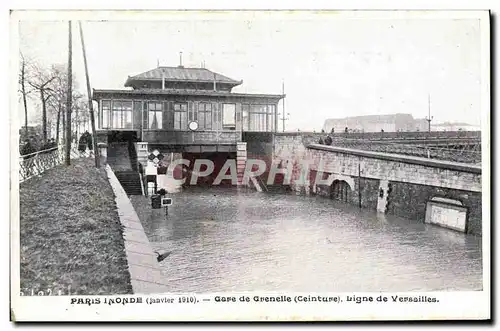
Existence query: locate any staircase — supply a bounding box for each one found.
[128,142,138,171]
[115,171,143,195]
[107,142,133,172]
[107,141,143,196]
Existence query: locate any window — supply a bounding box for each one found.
[267,105,276,132]
[249,105,267,131]
[242,104,250,131]
[213,105,222,130]
[174,102,188,130]
[133,101,142,128]
[111,100,133,129]
[101,100,110,129]
[188,103,197,123]
[148,102,163,129]
[247,104,276,132]
[198,103,212,130]
[222,103,236,129]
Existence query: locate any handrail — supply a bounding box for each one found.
[256,175,268,192]
[138,172,145,196]
[19,144,84,183]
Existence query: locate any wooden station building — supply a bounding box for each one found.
[93,64,284,189]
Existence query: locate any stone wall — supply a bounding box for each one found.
[387,182,482,235]
[306,145,481,193]
[272,133,482,235]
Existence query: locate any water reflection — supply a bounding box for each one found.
[130,187,482,293]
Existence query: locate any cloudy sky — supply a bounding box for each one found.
[15,11,486,131]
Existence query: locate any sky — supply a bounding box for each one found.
[15,11,486,131]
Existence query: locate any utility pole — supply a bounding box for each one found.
[425,93,433,133]
[79,21,100,168]
[65,21,73,166]
[424,93,433,158]
[279,80,289,132]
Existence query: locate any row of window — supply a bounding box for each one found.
[100,100,276,131]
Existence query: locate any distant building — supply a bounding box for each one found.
[432,122,481,132]
[413,118,429,132]
[323,114,480,133]
[323,113,418,133]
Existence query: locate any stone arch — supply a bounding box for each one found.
[331,174,355,191]
[330,179,352,203]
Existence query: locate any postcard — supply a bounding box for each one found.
[10,9,490,322]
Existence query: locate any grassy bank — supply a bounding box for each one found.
[19,158,133,295]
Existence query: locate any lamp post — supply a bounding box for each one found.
[278,80,290,132]
[424,93,433,158]
[425,94,433,133]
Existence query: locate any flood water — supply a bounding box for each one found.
[130,187,483,293]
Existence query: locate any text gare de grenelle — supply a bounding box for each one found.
[215,295,340,303]
[158,158,339,186]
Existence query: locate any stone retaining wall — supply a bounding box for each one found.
[106,165,170,294]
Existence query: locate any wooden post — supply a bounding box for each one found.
[78,21,100,168]
[282,81,285,132]
[41,89,47,142]
[65,21,72,166]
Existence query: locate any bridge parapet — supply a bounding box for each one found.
[328,130,481,141]
[307,144,481,175]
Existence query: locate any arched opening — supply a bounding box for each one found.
[330,180,351,203]
[425,196,468,233]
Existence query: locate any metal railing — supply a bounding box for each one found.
[330,140,481,164]
[19,145,88,183]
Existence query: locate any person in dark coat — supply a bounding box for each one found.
[21,139,35,157]
[84,131,93,151]
[324,134,333,146]
[78,132,88,154]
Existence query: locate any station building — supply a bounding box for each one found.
[93,64,284,192]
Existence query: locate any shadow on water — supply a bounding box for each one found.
[129,186,483,293]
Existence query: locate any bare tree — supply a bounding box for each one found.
[45,64,81,145]
[18,52,34,138]
[27,64,57,143]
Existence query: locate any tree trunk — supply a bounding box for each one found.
[40,88,47,142]
[56,103,61,144]
[65,21,72,165]
[21,63,28,137]
[62,105,66,145]
[74,105,79,144]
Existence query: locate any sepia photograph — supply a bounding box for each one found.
[9,9,490,321]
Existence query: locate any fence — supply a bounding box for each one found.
[19,145,91,183]
[331,141,481,164]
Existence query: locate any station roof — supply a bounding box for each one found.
[124,66,243,88]
[93,88,285,101]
